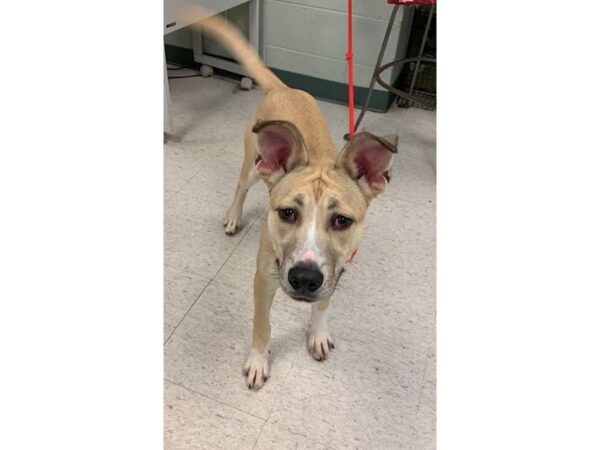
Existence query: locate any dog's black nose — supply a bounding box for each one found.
[288,263,324,294]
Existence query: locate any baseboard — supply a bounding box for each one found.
[165,44,394,113]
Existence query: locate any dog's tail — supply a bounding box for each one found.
[179,7,285,92]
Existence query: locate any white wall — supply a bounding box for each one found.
[165,1,413,90]
[261,1,412,90]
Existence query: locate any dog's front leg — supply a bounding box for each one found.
[243,269,277,390]
[307,296,335,361]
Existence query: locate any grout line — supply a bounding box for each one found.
[165,378,269,422]
[202,267,434,358]
[251,424,266,448]
[251,344,303,450]
[164,214,260,345]
[252,344,342,450]
[164,140,238,206]
[410,357,435,447]
[163,278,210,345]
[165,204,264,280]
[415,358,431,411]
[164,190,178,205]
[212,272,434,358]
[164,190,177,204]
[164,165,205,206]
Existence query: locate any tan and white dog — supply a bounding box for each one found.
[181,9,397,390]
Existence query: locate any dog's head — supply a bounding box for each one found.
[253,120,397,302]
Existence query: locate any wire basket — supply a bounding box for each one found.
[396,6,436,110]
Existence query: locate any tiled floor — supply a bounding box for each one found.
[164,74,436,450]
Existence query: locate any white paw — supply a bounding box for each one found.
[223,207,242,235]
[307,332,335,361]
[243,349,270,390]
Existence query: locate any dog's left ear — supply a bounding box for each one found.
[337,132,398,199]
[252,120,307,186]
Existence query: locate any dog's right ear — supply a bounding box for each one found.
[252,120,307,185]
[337,132,398,200]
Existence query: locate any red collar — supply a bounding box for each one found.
[347,248,358,263]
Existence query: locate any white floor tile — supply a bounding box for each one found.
[165,193,258,276]
[165,380,264,450]
[164,265,210,339]
[329,199,435,355]
[211,216,264,295]
[164,142,206,194]
[165,281,309,419]
[254,423,334,450]
[411,404,435,450]
[267,327,427,449]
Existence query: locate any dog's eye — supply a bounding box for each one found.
[331,215,353,230]
[278,208,297,223]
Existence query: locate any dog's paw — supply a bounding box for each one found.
[223,207,242,235]
[243,349,270,390]
[307,332,335,361]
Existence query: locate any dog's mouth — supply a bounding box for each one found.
[287,292,319,303]
[279,280,320,303]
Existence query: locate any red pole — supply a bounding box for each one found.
[346,0,355,138]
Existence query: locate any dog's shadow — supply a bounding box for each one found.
[268,323,307,360]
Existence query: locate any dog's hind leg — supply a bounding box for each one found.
[224,130,260,235]
[307,296,335,361]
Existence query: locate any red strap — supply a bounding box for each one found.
[346,0,355,138]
